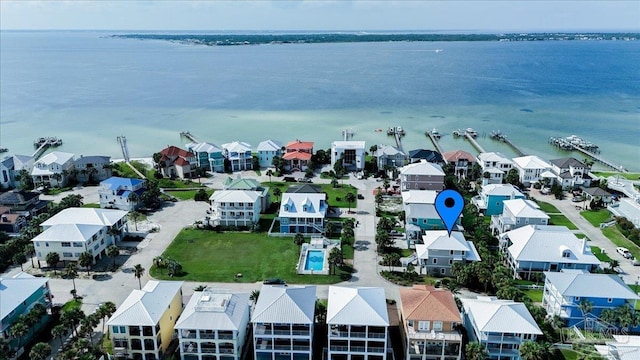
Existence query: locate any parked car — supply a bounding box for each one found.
[541,187,551,195]
[631,258,640,266]
[357,194,364,200]
[283,176,297,182]
[389,230,405,237]
[297,177,312,183]
[617,247,633,259]
[263,278,286,285]
[572,197,582,202]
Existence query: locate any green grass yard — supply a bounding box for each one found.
[164,189,214,201]
[524,289,543,303]
[150,229,352,284]
[602,226,640,260]
[535,201,561,214]
[590,246,612,262]
[266,182,359,209]
[82,203,101,208]
[593,172,640,181]
[580,209,612,227]
[548,214,578,230]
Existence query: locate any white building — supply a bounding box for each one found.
[99,177,147,211]
[375,144,407,170]
[500,225,601,280]
[512,155,553,187]
[327,286,390,360]
[175,288,251,360]
[252,285,316,360]
[461,297,542,360]
[30,151,75,188]
[549,158,593,189]
[400,160,445,192]
[186,142,225,173]
[477,152,514,185]
[107,281,184,360]
[278,192,328,234]
[208,190,261,228]
[415,231,481,276]
[331,141,366,171]
[595,335,640,360]
[490,199,549,235]
[32,208,128,264]
[74,155,112,183]
[222,141,253,172]
[257,140,283,169]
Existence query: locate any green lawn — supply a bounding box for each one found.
[524,289,543,303]
[590,246,612,262]
[581,209,612,227]
[266,181,359,209]
[536,200,561,214]
[602,226,640,260]
[593,172,640,180]
[575,233,587,239]
[165,189,214,201]
[82,203,101,208]
[559,349,578,360]
[61,299,82,312]
[150,229,351,284]
[112,161,148,179]
[548,214,578,230]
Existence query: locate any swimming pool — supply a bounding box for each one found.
[304,250,325,271]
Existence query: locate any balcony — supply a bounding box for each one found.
[485,334,522,344]
[406,328,462,342]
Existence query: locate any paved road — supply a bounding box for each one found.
[528,188,640,284]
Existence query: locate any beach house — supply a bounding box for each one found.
[0,190,49,217]
[415,231,481,276]
[30,151,75,188]
[375,144,408,170]
[283,140,314,172]
[252,285,316,360]
[32,208,128,264]
[408,149,444,165]
[399,285,463,360]
[512,155,553,187]
[222,176,271,212]
[327,286,390,360]
[499,225,600,280]
[549,158,593,190]
[595,335,640,359]
[542,270,640,327]
[74,155,112,183]
[477,152,514,185]
[174,288,251,360]
[221,141,253,172]
[0,156,14,190]
[400,160,445,192]
[0,207,27,234]
[402,191,454,242]
[208,190,261,228]
[472,184,525,216]
[461,296,542,360]
[490,199,549,235]
[158,145,197,179]
[186,142,225,173]
[107,281,183,360]
[443,150,476,179]
[99,177,147,211]
[0,272,52,350]
[278,191,327,234]
[331,140,366,171]
[257,139,283,169]
[582,187,614,205]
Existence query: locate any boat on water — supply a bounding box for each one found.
[465,128,478,137]
[453,129,462,137]
[430,128,441,139]
[34,137,63,147]
[387,126,405,136]
[374,128,383,132]
[0,147,8,153]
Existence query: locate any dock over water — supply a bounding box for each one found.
[490,131,526,156]
[180,131,199,143]
[387,126,404,152]
[31,137,63,159]
[426,133,444,154]
[549,136,626,172]
[463,132,485,153]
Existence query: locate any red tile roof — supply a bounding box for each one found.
[286,140,314,151]
[282,152,312,161]
[443,150,476,163]
[399,285,461,323]
[160,145,194,158]
[174,157,190,166]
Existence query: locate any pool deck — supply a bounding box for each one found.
[296,238,341,275]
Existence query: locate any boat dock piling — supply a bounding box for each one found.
[387,126,405,152]
[117,135,146,179]
[426,132,444,154]
[549,135,628,173]
[31,137,63,159]
[463,132,485,153]
[490,131,526,156]
[180,131,199,143]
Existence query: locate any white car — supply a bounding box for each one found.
[617,247,633,259]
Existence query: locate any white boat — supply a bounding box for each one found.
[430,128,441,139]
[466,128,478,137]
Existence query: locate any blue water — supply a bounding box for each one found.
[304,250,324,271]
[1,31,639,170]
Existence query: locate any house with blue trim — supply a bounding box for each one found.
[186,142,225,173]
[99,177,147,211]
[278,192,327,234]
[542,269,639,328]
[0,272,52,352]
[472,184,525,216]
[490,199,549,235]
[256,140,283,169]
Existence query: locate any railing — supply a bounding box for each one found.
[201,348,217,353]
[199,333,216,339]
[486,335,521,343]
[407,330,462,341]
[218,333,234,340]
[219,348,235,354]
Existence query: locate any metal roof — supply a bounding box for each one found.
[175,289,250,331]
[279,193,327,219]
[107,281,183,326]
[327,286,389,326]
[209,190,260,203]
[251,285,316,324]
[481,183,525,197]
[512,155,552,170]
[400,160,445,176]
[41,208,128,227]
[33,223,103,243]
[502,199,549,219]
[462,297,542,335]
[257,139,283,152]
[0,273,49,322]
[222,141,252,153]
[544,271,639,300]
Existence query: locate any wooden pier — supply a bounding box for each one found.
[117,135,146,179]
[180,131,199,143]
[387,126,404,152]
[549,136,626,172]
[426,132,444,154]
[31,137,63,159]
[490,131,526,156]
[463,132,486,153]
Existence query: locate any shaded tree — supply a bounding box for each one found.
[293,233,305,254]
[98,301,117,338]
[345,192,356,213]
[29,342,51,360]
[46,251,60,275]
[465,342,488,360]
[328,247,343,275]
[65,263,78,300]
[128,211,143,231]
[315,300,328,324]
[133,263,145,289]
[78,251,93,275]
[250,290,260,303]
[273,187,282,203]
[265,169,273,183]
[107,245,120,269]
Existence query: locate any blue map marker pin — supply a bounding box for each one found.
[435,189,464,236]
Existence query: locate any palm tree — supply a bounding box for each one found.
[153,256,167,274]
[12,252,26,271]
[107,245,120,269]
[46,252,60,275]
[29,342,51,360]
[608,259,620,272]
[60,308,85,337]
[78,251,93,276]
[273,187,282,203]
[519,341,551,360]
[293,233,305,253]
[0,336,16,360]
[578,299,594,328]
[345,192,356,213]
[266,169,273,183]
[315,300,328,324]
[249,290,260,303]
[331,177,339,188]
[11,321,28,350]
[324,221,334,238]
[65,263,78,300]
[98,302,116,338]
[133,264,145,289]
[128,192,139,209]
[25,243,36,267]
[52,324,67,346]
[465,342,488,360]
[328,247,343,275]
[128,211,143,231]
[167,259,182,277]
[107,226,121,241]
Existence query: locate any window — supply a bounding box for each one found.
[450,250,454,255]
[74,253,81,257]
[63,252,72,257]
[73,242,83,247]
[440,268,445,274]
[35,242,39,247]
[434,321,443,331]
[112,326,120,334]
[575,296,580,301]
[418,321,430,331]
[61,242,71,247]
[608,298,613,303]
[449,259,453,265]
[432,258,437,264]
[45,242,49,247]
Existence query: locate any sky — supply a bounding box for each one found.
[1,0,639,32]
